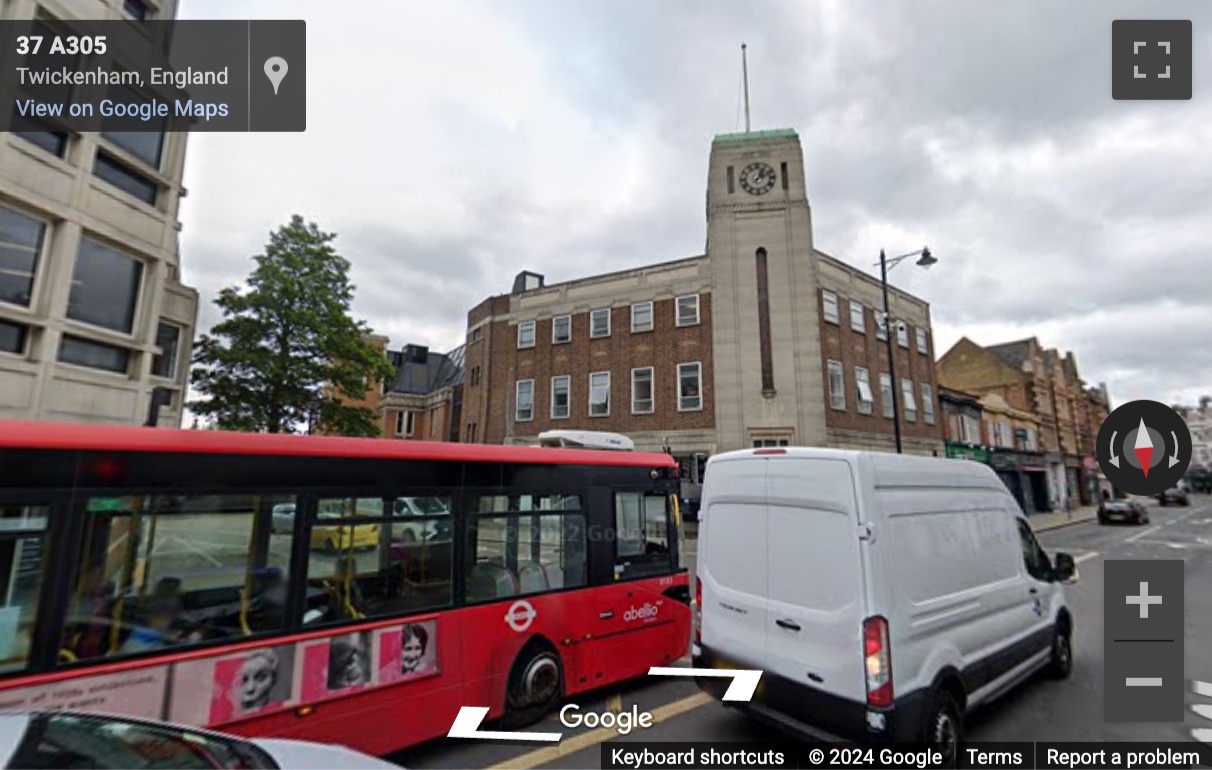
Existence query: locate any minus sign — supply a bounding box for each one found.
[1126,678,1163,687]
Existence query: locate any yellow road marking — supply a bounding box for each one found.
[484,692,713,770]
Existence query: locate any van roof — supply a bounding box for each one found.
[708,447,1006,491]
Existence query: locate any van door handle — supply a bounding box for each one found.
[775,619,800,631]
[600,611,614,619]
[1028,588,1039,595]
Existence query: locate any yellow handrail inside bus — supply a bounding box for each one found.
[110,497,144,655]
[671,495,682,527]
[58,648,78,664]
[238,496,260,635]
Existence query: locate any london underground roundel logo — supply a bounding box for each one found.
[1096,399,1191,496]
[504,600,537,632]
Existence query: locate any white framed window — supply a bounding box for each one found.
[675,294,700,326]
[855,367,873,414]
[589,371,610,416]
[631,302,653,332]
[822,290,839,324]
[678,362,703,411]
[922,383,935,424]
[515,380,534,422]
[590,308,611,338]
[551,375,570,419]
[901,378,917,421]
[552,315,571,344]
[876,311,888,341]
[395,411,415,437]
[631,367,654,414]
[916,327,929,354]
[880,374,894,418]
[517,320,535,349]
[850,301,865,333]
[961,414,981,444]
[897,322,909,348]
[827,360,845,410]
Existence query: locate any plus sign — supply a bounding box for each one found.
[1126,581,1163,619]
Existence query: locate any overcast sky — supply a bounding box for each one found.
[177,0,1212,408]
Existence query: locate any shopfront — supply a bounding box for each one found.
[945,442,990,463]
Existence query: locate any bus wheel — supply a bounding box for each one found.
[501,641,562,728]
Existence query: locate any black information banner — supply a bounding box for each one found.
[0,19,305,132]
[600,742,1212,769]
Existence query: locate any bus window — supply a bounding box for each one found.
[613,492,671,580]
[303,496,453,627]
[463,512,586,603]
[0,503,48,673]
[472,494,582,513]
[62,494,294,662]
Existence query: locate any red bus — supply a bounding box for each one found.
[0,421,690,756]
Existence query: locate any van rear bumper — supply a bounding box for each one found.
[693,646,928,744]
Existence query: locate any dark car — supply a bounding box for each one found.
[1158,487,1189,506]
[1098,499,1150,525]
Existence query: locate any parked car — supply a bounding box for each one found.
[270,503,296,535]
[694,448,1076,764]
[1098,499,1150,525]
[1158,487,1189,506]
[0,710,399,769]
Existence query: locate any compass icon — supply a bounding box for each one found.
[1096,400,1192,496]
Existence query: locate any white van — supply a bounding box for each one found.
[693,447,1076,758]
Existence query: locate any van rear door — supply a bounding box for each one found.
[697,456,769,671]
[763,456,869,716]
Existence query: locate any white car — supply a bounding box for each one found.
[0,711,401,769]
[693,447,1076,762]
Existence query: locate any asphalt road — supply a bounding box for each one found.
[390,494,1212,769]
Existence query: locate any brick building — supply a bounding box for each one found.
[461,128,944,471]
[937,336,1112,509]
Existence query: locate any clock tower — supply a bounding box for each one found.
[705,128,828,449]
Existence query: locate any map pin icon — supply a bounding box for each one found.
[264,57,288,95]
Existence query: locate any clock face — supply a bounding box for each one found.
[739,162,776,195]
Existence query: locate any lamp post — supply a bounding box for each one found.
[876,246,937,454]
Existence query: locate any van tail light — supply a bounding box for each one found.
[694,578,702,645]
[863,616,893,708]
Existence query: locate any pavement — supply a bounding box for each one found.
[389,494,1212,769]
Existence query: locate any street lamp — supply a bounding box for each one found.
[876,246,936,454]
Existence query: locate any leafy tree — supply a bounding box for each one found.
[190,215,394,436]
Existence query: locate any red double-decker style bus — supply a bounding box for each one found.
[0,422,690,756]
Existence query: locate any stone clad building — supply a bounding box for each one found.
[461,128,944,466]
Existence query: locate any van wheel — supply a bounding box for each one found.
[923,690,962,768]
[1048,625,1073,679]
[500,641,563,729]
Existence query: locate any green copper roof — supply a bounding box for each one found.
[712,128,799,144]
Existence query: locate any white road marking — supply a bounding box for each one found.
[1125,525,1161,543]
[1075,551,1100,564]
[1195,680,1212,697]
[1193,704,1212,720]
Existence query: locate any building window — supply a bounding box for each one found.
[676,295,700,326]
[471,327,483,343]
[880,373,894,418]
[102,83,166,169]
[68,238,143,334]
[678,362,702,411]
[827,360,845,410]
[0,205,47,308]
[961,414,981,444]
[124,0,151,20]
[855,367,873,415]
[515,380,534,421]
[517,320,535,349]
[59,336,130,373]
[631,302,653,332]
[922,383,935,425]
[469,366,480,386]
[0,320,28,355]
[552,315,571,344]
[902,378,917,421]
[822,290,838,324]
[781,161,789,190]
[93,152,158,206]
[632,367,653,414]
[589,372,610,416]
[726,166,735,193]
[466,423,477,442]
[395,411,415,437]
[551,375,570,419]
[11,112,67,158]
[754,439,790,447]
[150,321,181,379]
[876,312,888,341]
[916,327,929,354]
[897,322,909,348]
[590,308,610,338]
[850,300,865,333]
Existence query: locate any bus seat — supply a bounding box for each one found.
[540,563,564,589]
[466,563,518,602]
[518,562,547,593]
